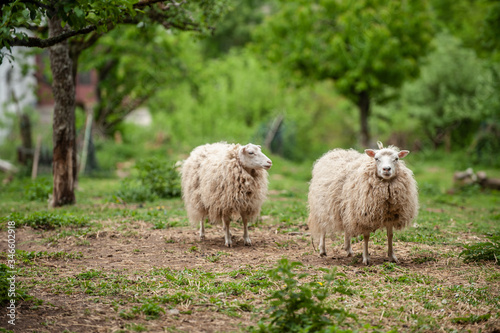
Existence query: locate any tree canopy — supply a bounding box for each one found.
[253,0,434,146]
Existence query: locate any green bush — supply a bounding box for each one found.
[24,177,53,202]
[250,259,357,333]
[115,157,180,203]
[459,233,500,265]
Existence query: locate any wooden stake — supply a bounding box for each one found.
[31,135,42,180]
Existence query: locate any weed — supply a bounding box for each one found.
[76,270,104,280]
[125,323,147,332]
[412,256,437,264]
[17,250,83,263]
[206,251,230,263]
[451,313,491,324]
[250,259,356,333]
[133,301,165,320]
[0,264,12,305]
[0,264,29,304]
[459,233,500,264]
[153,292,193,305]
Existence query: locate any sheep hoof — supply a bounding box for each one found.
[225,242,232,248]
[244,238,252,246]
[346,251,353,257]
[388,255,399,263]
[200,235,205,241]
[362,257,371,265]
[319,251,327,257]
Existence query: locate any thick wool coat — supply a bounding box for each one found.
[181,143,269,224]
[308,148,419,238]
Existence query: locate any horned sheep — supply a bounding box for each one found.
[181,142,272,247]
[307,142,419,265]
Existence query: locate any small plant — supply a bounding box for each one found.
[451,313,491,324]
[459,233,500,265]
[76,270,104,280]
[132,301,165,320]
[0,264,12,305]
[412,256,437,264]
[17,250,83,263]
[250,259,356,333]
[119,310,136,319]
[0,264,28,305]
[125,323,147,332]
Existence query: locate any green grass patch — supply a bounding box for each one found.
[451,313,491,324]
[460,233,500,265]
[1,211,91,230]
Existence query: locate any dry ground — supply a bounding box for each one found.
[1,215,499,333]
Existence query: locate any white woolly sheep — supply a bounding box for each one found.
[181,142,272,247]
[307,142,418,265]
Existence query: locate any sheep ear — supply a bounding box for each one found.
[398,150,410,159]
[257,145,261,149]
[365,149,376,158]
[242,147,246,154]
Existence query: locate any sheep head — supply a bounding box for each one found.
[238,144,272,170]
[365,147,409,180]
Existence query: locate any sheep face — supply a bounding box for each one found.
[238,144,272,170]
[365,148,409,180]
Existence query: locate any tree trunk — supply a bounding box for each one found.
[48,17,77,207]
[358,90,371,148]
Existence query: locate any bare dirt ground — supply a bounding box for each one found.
[1,219,499,333]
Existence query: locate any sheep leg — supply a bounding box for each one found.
[319,232,327,257]
[223,217,232,247]
[362,233,371,265]
[199,219,205,241]
[344,233,353,257]
[387,225,398,263]
[242,216,252,246]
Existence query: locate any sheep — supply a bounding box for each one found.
[181,142,272,247]
[307,142,418,265]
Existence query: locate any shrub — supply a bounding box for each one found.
[24,177,53,202]
[459,233,500,265]
[115,157,180,202]
[250,259,357,333]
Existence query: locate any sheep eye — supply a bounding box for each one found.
[248,152,254,155]
[374,158,379,161]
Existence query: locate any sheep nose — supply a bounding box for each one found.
[383,166,391,172]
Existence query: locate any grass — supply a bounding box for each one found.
[0,154,499,332]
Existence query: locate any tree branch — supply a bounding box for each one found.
[6,0,197,49]
[8,25,97,48]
